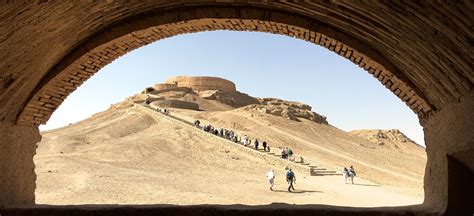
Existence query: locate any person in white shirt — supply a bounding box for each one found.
[243,135,249,146]
[342,167,349,183]
[266,169,275,191]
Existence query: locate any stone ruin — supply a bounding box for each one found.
[164,76,237,92]
[124,76,330,124]
[243,98,329,124]
[129,76,258,109]
[150,100,200,111]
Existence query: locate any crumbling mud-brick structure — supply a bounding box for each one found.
[0,2,472,216]
[165,76,237,92]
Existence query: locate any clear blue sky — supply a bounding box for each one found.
[40,31,425,145]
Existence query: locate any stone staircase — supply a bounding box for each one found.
[136,104,340,176]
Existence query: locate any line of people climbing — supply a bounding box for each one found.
[194,119,303,164]
[150,107,360,191]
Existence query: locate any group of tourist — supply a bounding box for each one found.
[342,165,357,184]
[242,135,270,152]
[153,109,359,193]
[195,119,277,153]
[197,121,240,143]
[266,167,297,192]
[280,147,294,160]
[193,118,307,193]
[266,165,357,193]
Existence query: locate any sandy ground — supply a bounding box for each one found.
[35,105,424,207]
[170,107,426,188]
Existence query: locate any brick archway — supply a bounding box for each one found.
[16,6,435,126]
[1,2,472,215]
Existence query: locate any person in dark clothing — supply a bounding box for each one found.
[194,120,201,128]
[286,168,296,192]
[262,141,267,151]
[254,139,259,150]
[349,165,357,184]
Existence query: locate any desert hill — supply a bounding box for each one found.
[350,129,425,155]
[35,76,426,206]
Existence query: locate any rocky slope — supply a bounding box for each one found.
[349,129,425,156]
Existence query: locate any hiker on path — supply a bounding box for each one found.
[266,169,275,191]
[281,147,286,159]
[243,135,249,146]
[286,168,296,192]
[342,167,349,183]
[348,165,356,184]
[254,139,259,150]
[232,135,238,143]
[288,148,293,161]
[194,120,201,128]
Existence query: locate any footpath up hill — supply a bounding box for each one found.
[121,76,426,187]
[35,76,426,205]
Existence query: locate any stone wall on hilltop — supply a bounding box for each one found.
[154,83,179,91]
[150,100,200,111]
[165,76,236,92]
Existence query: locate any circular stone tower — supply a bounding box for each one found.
[165,76,236,92]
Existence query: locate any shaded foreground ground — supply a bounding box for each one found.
[35,105,424,206]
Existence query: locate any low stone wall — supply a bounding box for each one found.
[150,100,199,111]
[198,90,258,108]
[165,76,236,92]
[154,83,178,91]
[148,87,192,95]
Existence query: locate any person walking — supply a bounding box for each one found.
[266,169,275,191]
[244,135,249,146]
[288,148,293,161]
[342,167,349,183]
[262,141,267,151]
[349,165,356,184]
[254,139,259,150]
[286,168,296,192]
[281,147,286,159]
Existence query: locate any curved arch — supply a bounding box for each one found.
[16,5,433,126]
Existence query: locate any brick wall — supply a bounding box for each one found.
[165,76,237,92]
[17,16,433,126]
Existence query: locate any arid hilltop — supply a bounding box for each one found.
[119,76,328,124]
[35,76,426,206]
[350,129,425,154]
